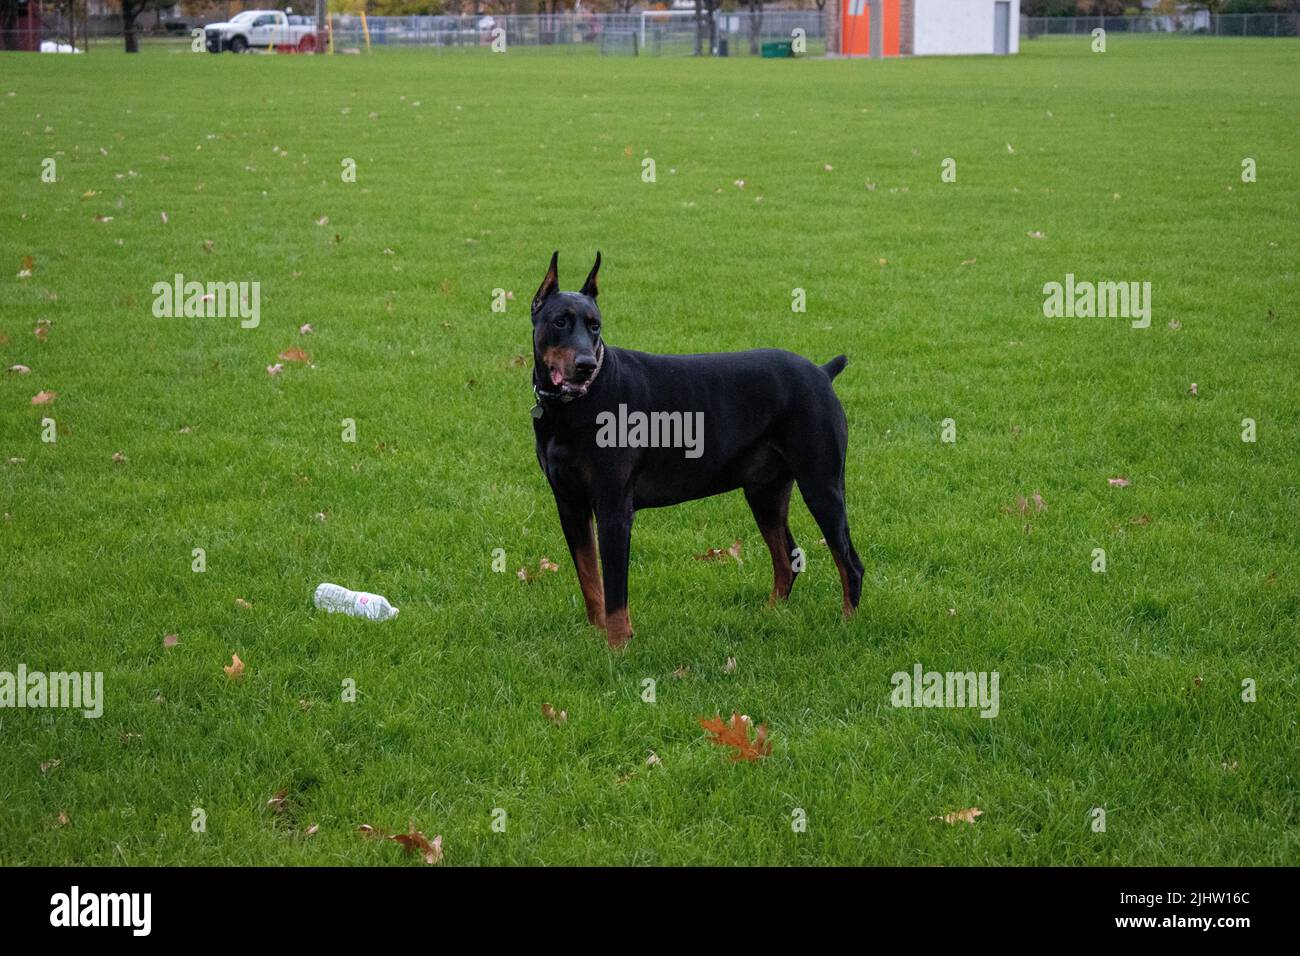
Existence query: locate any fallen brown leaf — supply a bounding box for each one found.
[933,807,983,825]
[224,653,245,678]
[694,538,743,563]
[278,346,311,363]
[541,702,568,726]
[31,390,56,405]
[390,823,443,865]
[699,712,771,762]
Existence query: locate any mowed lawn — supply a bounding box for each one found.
[1,37,1296,866]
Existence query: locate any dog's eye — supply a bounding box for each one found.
[589,322,601,334]
[552,316,569,330]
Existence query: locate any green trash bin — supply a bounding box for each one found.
[761,40,794,58]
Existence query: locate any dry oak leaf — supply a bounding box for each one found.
[278,346,311,364]
[391,824,444,865]
[699,712,771,762]
[933,807,983,825]
[1108,477,1131,488]
[234,598,253,610]
[541,702,568,726]
[224,653,245,678]
[361,823,443,865]
[694,539,742,563]
[31,391,56,405]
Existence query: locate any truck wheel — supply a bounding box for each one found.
[298,35,317,53]
[229,35,248,53]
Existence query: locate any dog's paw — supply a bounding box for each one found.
[605,609,633,649]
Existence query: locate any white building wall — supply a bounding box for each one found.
[913,0,1020,56]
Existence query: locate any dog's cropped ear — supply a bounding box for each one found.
[532,251,560,314]
[580,251,601,300]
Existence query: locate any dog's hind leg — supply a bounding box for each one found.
[744,479,799,605]
[796,475,863,617]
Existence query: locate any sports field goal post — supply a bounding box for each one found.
[640,8,705,51]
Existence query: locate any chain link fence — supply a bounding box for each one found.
[3,9,826,56]
[1022,13,1300,39]
[326,12,826,57]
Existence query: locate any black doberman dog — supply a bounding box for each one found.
[530,251,862,648]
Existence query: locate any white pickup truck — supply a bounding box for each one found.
[205,10,323,54]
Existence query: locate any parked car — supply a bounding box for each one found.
[205,10,323,53]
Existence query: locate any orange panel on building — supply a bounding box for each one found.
[842,0,901,57]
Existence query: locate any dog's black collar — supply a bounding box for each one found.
[532,342,605,410]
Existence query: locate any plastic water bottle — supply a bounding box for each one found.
[313,583,399,621]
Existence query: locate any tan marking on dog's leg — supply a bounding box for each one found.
[759,524,794,606]
[605,607,632,649]
[573,530,605,629]
[833,552,856,618]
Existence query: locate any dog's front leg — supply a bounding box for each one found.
[555,495,605,629]
[594,497,634,648]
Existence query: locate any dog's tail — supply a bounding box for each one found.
[820,355,848,381]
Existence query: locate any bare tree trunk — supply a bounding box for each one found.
[123,7,140,53]
[694,0,704,55]
[747,0,762,55]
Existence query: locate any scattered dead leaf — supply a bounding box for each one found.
[699,712,771,762]
[695,539,742,563]
[224,653,245,678]
[541,703,568,726]
[1108,477,1130,488]
[31,390,56,405]
[933,807,983,825]
[278,346,311,364]
[390,823,443,865]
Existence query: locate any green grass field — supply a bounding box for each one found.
[1,36,1296,866]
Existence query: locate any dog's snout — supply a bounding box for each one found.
[574,353,598,374]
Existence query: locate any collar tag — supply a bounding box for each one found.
[530,402,544,419]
